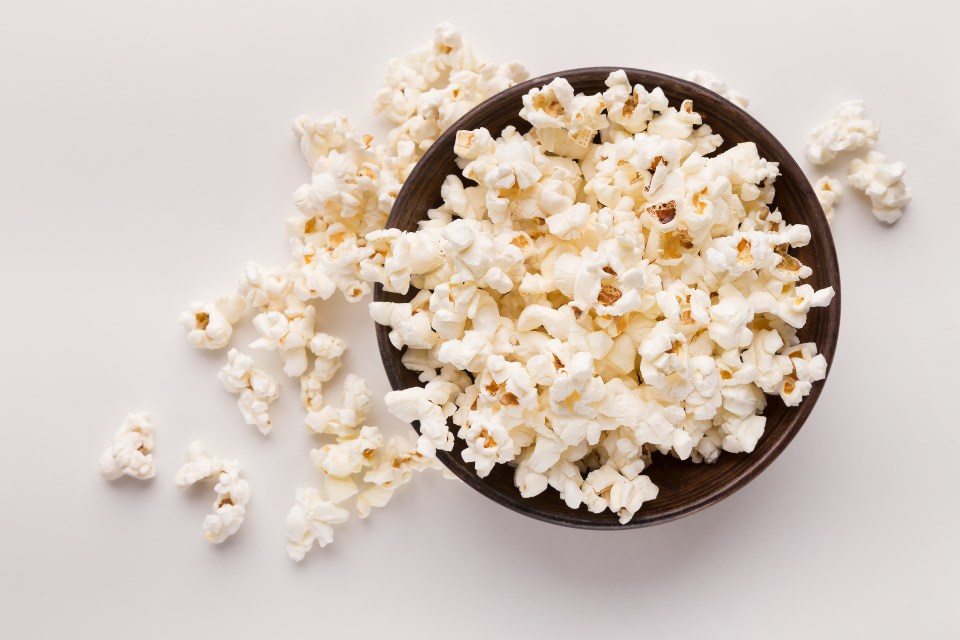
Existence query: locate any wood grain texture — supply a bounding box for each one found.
[374,67,841,530]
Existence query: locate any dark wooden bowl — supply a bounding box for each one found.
[374,67,841,529]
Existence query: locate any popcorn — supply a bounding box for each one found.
[218,349,280,435]
[805,100,879,165]
[684,70,749,109]
[174,442,250,544]
[375,22,528,156]
[520,78,608,159]
[814,176,843,223]
[376,71,835,524]
[308,333,347,383]
[357,436,440,518]
[305,373,372,438]
[581,464,659,524]
[178,295,247,349]
[250,297,316,377]
[368,301,438,350]
[847,150,911,224]
[310,425,384,503]
[776,343,828,406]
[385,384,454,456]
[603,70,668,134]
[286,24,527,306]
[719,414,766,453]
[238,262,292,311]
[98,413,156,481]
[285,487,349,561]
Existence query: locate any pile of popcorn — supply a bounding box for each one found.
[100,23,528,558]
[366,71,835,524]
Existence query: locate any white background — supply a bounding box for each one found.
[2,1,958,638]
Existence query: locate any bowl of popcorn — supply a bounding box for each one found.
[370,67,840,529]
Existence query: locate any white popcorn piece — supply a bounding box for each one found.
[178,295,247,350]
[684,70,749,109]
[369,301,439,350]
[308,333,347,382]
[311,425,383,481]
[520,78,608,159]
[385,385,453,456]
[357,435,441,518]
[581,464,659,524]
[98,413,156,481]
[218,349,280,435]
[814,176,843,223]
[250,297,316,377]
[238,262,292,311]
[285,487,349,561]
[375,22,528,157]
[174,442,250,544]
[847,150,912,224]
[805,100,879,165]
[305,373,372,438]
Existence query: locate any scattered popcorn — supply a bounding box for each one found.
[357,435,440,518]
[308,333,347,383]
[285,487,349,561]
[847,150,912,224]
[684,70,749,109]
[98,413,156,480]
[814,176,843,223]
[805,100,879,165]
[119,23,512,556]
[305,373,372,438]
[375,21,528,157]
[174,442,250,544]
[238,262,293,311]
[250,297,316,377]
[371,71,835,523]
[285,23,528,306]
[178,295,247,349]
[218,349,280,435]
[385,382,456,457]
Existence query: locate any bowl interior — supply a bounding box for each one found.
[375,67,841,529]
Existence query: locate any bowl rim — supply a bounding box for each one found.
[374,66,841,530]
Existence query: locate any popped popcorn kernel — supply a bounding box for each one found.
[847,150,911,224]
[174,442,250,544]
[99,413,156,481]
[805,100,879,165]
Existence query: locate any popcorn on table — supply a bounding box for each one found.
[284,22,528,306]
[218,349,280,435]
[178,295,246,349]
[814,176,843,223]
[304,373,372,438]
[174,442,250,544]
[159,24,515,558]
[805,100,879,165]
[368,71,835,524]
[684,70,749,110]
[99,412,156,480]
[286,487,349,561]
[847,150,911,224]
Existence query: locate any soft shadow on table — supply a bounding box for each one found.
[455,479,762,591]
[103,474,157,492]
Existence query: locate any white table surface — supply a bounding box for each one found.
[2,1,958,637]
